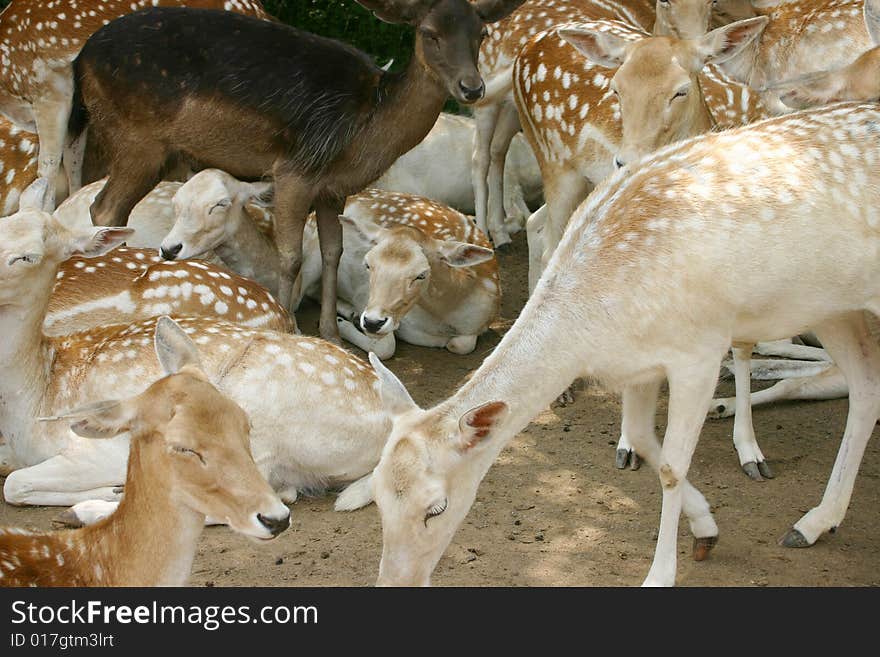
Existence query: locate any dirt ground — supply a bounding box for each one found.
[2,232,878,587]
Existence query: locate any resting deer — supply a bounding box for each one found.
[159,172,500,358]
[0,0,268,213]
[0,316,289,587]
[368,102,880,587]
[472,0,755,246]
[70,0,525,345]
[0,207,390,511]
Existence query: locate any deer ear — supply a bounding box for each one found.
[456,401,509,452]
[154,316,204,376]
[694,16,768,68]
[340,214,387,245]
[18,178,50,212]
[67,226,134,259]
[434,240,495,267]
[775,69,845,110]
[472,0,527,23]
[369,352,419,418]
[41,400,134,439]
[354,0,432,24]
[559,27,630,68]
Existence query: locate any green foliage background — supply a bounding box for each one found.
[0,1,413,68]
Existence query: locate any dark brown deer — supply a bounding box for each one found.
[70,0,525,342]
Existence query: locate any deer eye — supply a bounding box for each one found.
[171,445,206,465]
[672,87,689,101]
[7,254,39,266]
[209,199,231,214]
[414,270,428,282]
[424,498,448,526]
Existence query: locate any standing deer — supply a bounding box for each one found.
[471,0,754,247]
[70,0,525,345]
[0,207,390,512]
[368,102,880,587]
[0,317,289,587]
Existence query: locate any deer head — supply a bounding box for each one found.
[52,316,290,540]
[340,213,493,336]
[356,0,526,103]
[368,354,508,586]
[161,169,271,261]
[561,16,768,168]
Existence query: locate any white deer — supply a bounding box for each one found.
[368,102,880,586]
[0,316,290,587]
[0,207,390,512]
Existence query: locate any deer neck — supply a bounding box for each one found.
[215,207,281,295]
[355,37,450,182]
[0,284,55,457]
[434,282,587,466]
[83,437,204,586]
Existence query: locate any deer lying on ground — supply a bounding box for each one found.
[70,0,525,345]
[0,208,391,511]
[0,0,268,213]
[373,112,542,230]
[160,172,500,358]
[368,102,880,587]
[0,316,289,587]
[471,0,754,246]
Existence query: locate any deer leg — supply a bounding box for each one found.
[272,174,312,314]
[728,343,773,480]
[90,141,166,227]
[63,126,88,195]
[526,204,548,295]
[3,437,129,507]
[32,75,74,212]
[472,103,501,235]
[754,339,830,361]
[781,313,880,548]
[710,363,845,419]
[643,357,724,587]
[619,380,719,562]
[486,102,520,248]
[315,198,346,343]
[540,169,592,277]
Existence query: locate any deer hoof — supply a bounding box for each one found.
[615,448,631,469]
[555,387,575,406]
[692,535,718,561]
[779,528,812,548]
[53,508,84,529]
[757,461,775,479]
[742,461,764,481]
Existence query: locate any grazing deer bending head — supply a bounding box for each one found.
[0,316,288,587]
[560,16,768,167]
[340,213,495,336]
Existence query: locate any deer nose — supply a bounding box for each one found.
[361,315,389,335]
[257,511,290,537]
[160,243,183,260]
[459,80,485,102]
[614,157,626,169]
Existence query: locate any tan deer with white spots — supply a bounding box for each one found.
[0,118,41,216]
[773,0,880,109]
[159,172,501,358]
[0,207,391,513]
[368,102,880,587]
[0,317,290,587]
[0,0,268,212]
[472,0,753,246]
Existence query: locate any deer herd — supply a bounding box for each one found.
[0,0,878,588]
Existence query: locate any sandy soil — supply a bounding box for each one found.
[2,232,878,587]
